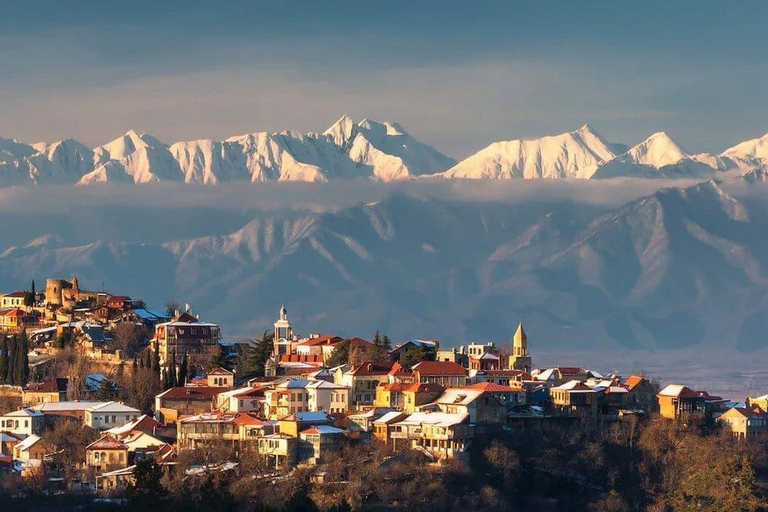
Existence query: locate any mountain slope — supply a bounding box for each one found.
[0,183,766,353]
[443,124,618,179]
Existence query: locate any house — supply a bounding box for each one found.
[550,380,605,416]
[84,402,141,430]
[468,352,501,371]
[0,291,27,309]
[471,369,530,388]
[0,308,38,333]
[657,384,726,421]
[464,382,525,407]
[155,386,227,424]
[295,335,343,358]
[256,434,297,469]
[277,411,334,438]
[86,435,129,472]
[0,408,45,438]
[22,378,68,405]
[306,380,351,414]
[336,361,393,409]
[107,414,166,440]
[177,412,256,449]
[117,308,170,329]
[746,394,768,412]
[372,411,408,446]
[0,432,21,455]
[387,362,414,384]
[263,379,312,419]
[152,313,221,367]
[624,376,658,412]
[29,400,108,423]
[121,431,168,459]
[275,354,324,376]
[389,412,472,459]
[532,367,601,387]
[435,388,506,424]
[216,386,266,413]
[375,382,409,410]
[106,295,132,311]
[299,425,345,464]
[402,382,445,413]
[12,434,53,461]
[412,361,467,388]
[207,367,234,388]
[719,407,768,439]
[348,407,397,432]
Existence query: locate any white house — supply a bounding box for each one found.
[306,380,351,414]
[216,386,264,413]
[84,402,141,430]
[0,408,45,438]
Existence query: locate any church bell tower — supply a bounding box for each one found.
[508,322,532,373]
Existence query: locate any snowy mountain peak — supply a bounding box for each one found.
[443,124,619,180]
[323,115,358,147]
[721,132,768,162]
[621,131,688,167]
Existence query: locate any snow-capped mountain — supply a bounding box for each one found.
[6,120,768,186]
[591,132,724,179]
[442,124,620,179]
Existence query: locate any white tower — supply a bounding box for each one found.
[273,305,293,356]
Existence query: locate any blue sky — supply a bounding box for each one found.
[2,1,768,157]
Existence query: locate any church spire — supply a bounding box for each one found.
[508,321,531,372]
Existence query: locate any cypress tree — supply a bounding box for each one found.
[161,368,168,390]
[18,331,29,386]
[168,349,177,388]
[178,351,188,385]
[30,280,35,302]
[7,337,18,385]
[0,336,8,384]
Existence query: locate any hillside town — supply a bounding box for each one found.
[0,278,766,510]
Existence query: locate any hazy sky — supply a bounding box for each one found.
[3,1,768,158]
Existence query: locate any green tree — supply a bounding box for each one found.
[168,349,177,388]
[210,345,230,370]
[398,344,434,369]
[130,458,166,504]
[325,338,351,367]
[165,301,180,318]
[93,377,118,401]
[236,331,273,378]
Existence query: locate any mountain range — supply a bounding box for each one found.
[0,179,767,356]
[2,117,768,186]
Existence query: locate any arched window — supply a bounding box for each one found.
[94,452,100,461]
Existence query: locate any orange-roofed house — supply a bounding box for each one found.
[412,361,467,388]
[0,307,37,333]
[387,361,414,384]
[207,367,234,388]
[624,375,658,412]
[296,335,343,358]
[86,435,129,472]
[375,382,409,410]
[402,382,445,413]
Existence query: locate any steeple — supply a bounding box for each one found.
[508,321,532,372]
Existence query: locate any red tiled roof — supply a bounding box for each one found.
[350,361,393,376]
[158,386,227,400]
[87,435,128,451]
[412,361,467,376]
[388,361,412,377]
[464,382,518,393]
[233,412,266,426]
[4,291,27,298]
[404,382,445,394]
[298,335,343,347]
[380,382,409,392]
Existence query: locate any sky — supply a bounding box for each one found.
[2,1,768,158]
